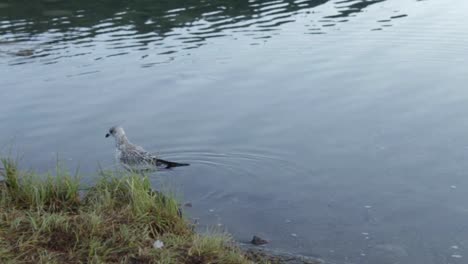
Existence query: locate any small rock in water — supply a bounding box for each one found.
[153,240,164,249]
[184,202,192,208]
[14,49,34,56]
[451,254,463,258]
[251,235,268,245]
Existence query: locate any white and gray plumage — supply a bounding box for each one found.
[105,126,189,171]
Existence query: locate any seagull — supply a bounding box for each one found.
[105,126,189,171]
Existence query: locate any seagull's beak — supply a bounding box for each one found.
[105,133,110,138]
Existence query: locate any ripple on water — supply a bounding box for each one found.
[161,147,311,181]
[157,146,314,208]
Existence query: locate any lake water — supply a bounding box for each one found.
[1,0,468,263]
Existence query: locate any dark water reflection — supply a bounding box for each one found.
[2,0,468,264]
[0,0,409,65]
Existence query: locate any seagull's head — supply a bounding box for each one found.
[105,126,126,139]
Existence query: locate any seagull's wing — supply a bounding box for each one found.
[121,142,189,169]
[119,143,153,165]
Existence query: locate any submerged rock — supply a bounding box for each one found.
[374,244,408,257]
[251,235,268,246]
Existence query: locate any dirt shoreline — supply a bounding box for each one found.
[240,243,325,264]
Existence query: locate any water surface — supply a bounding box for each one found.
[2,0,468,263]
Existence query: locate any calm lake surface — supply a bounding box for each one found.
[2,0,468,263]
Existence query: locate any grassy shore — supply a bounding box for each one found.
[0,158,271,264]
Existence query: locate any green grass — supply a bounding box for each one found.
[0,158,267,264]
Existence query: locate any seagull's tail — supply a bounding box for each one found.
[155,158,190,168]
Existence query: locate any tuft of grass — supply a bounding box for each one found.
[0,158,266,263]
[0,157,81,212]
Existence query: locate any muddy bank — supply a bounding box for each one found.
[240,243,325,264]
